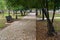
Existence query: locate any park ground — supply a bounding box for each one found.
[0,13,36,40]
[0,12,60,40]
[37,12,60,40]
[36,20,60,40]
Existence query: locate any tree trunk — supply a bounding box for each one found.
[36,9,38,16]
[20,10,23,16]
[30,9,32,12]
[47,17,56,36]
[44,0,56,36]
[8,10,10,16]
[42,9,44,20]
[16,11,18,19]
[24,10,26,16]
[42,13,44,20]
[45,0,49,18]
[43,8,56,36]
[52,8,55,23]
[52,0,56,23]
[40,9,41,15]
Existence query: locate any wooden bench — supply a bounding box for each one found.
[6,16,13,23]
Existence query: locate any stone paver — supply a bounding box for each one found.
[0,13,36,40]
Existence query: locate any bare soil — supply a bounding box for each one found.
[36,20,60,40]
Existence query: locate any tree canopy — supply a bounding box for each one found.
[0,0,6,10]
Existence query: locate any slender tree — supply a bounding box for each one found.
[6,0,24,19]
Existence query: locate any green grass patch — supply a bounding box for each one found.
[54,19,60,32]
[37,13,60,18]
[49,13,60,17]
[0,13,28,29]
[0,19,6,29]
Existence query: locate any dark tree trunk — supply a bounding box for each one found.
[8,10,10,16]
[47,18,56,36]
[20,10,23,16]
[40,9,41,15]
[45,0,49,18]
[42,9,44,20]
[16,11,18,19]
[42,13,44,20]
[44,0,56,36]
[30,9,32,12]
[52,0,56,23]
[52,8,55,23]
[43,8,56,36]
[36,9,38,16]
[24,10,26,16]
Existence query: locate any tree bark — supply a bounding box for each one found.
[52,8,55,23]
[40,9,41,15]
[52,0,56,23]
[42,9,44,20]
[30,9,32,12]
[43,0,56,36]
[45,0,49,18]
[42,13,44,20]
[24,10,26,16]
[36,9,38,16]
[8,10,10,16]
[20,10,23,16]
[16,11,18,19]
[43,8,56,36]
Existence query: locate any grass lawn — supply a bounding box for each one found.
[49,13,60,17]
[0,13,28,29]
[0,19,6,29]
[37,13,60,18]
[0,13,6,29]
[54,19,60,32]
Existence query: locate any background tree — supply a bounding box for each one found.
[6,0,25,19]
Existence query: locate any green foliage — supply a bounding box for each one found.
[6,0,24,10]
[5,0,60,10]
[0,0,6,10]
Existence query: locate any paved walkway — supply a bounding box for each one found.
[0,13,36,40]
[22,13,36,20]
